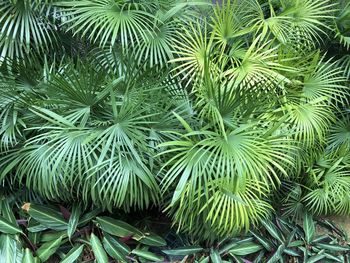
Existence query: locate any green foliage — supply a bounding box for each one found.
[0,0,349,241]
[163,213,350,262]
[0,60,178,211]
[0,197,168,262]
[0,0,66,65]
[1,194,348,262]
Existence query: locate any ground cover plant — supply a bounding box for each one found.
[0,195,349,262]
[0,0,349,261]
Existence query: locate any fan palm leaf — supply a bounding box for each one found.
[201,179,272,234]
[334,1,350,49]
[170,20,214,87]
[303,157,350,215]
[239,0,336,50]
[302,55,348,105]
[134,17,176,68]
[60,0,157,48]
[168,177,271,238]
[210,0,252,51]
[159,116,295,235]
[0,0,56,63]
[328,115,350,154]
[0,59,185,210]
[282,98,335,146]
[337,54,350,79]
[223,37,294,91]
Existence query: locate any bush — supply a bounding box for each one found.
[0,0,349,245]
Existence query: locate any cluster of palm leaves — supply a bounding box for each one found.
[0,0,349,240]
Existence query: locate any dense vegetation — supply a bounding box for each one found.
[0,0,349,261]
[1,199,350,262]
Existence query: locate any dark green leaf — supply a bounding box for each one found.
[0,235,22,263]
[253,251,266,263]
[306,253,326,263]
[317,220,345,237]
[22,248,35,263]
[199,256,210,263]
[283,248,299,257]
[218,237,253,254]
[250,230,273,251]
[162,246,204,256]
[78,208,102,227]
[315,243,350,252]
[0,215,22,234]
[304,212,315,244]
[102,234,129,262]
[67,204,82,239]
[324,253,344,262]
[139,233,167,247]
[288,240,304,247]
[104,233,130,255]
[23,203,68,231]
[132,249,164,262]
[27,224,48,233]
[90,233,108,263]
[27,220,42,245]
[312,235,330,243]
[229,241,262,256]
[36,235,63,262]
[267,244,285,263]
[41,231,67,243]
[0,199,17,223]
[61,245,84,263]
[96,217,143,239]
[28,231,41,246]
[210,248,222,263]
[231,254,244,263]
[260,220,284,244]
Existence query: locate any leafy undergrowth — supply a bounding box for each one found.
[0,197,349,263]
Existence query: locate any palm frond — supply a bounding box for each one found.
[328,115,350,154]
[60,0,157,48]
[302,55,348,105]
[223,38,293,91]
[134,16,176,68]
[159,117,295,236]
[337,54,350,79]
[170,20,213,87]
[0,0,56,63]
[283,98,335,146]
[303,156,350,215]
[168,178,271,239]
[334,1,350,49]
